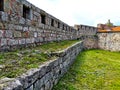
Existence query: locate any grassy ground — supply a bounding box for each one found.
[53,49,120,90]
[0,40,79,78]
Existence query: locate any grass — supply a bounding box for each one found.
[38,40,79,52]
[0,40,79,78]
[53,49,120,90]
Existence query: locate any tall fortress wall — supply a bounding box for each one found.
[0,0,97,51]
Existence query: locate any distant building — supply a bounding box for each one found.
[98,19,120,32]
[97,19,115,31]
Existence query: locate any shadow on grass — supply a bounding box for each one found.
[52,51,86,90]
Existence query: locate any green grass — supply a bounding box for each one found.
[0,40,79,78]
[37,40,79,52]
[53,49,120,90]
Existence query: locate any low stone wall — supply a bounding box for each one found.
[80,35,98,49]
[0,41,83,90]
[98,32,120,51]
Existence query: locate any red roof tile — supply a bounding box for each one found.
[98,26,120,32]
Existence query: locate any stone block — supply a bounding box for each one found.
[18,68,40,89]
[29,27,36,31]
[45,81,51,90]
[34,79,43,90]
[8,39,18,46]
[58,58,63,64]
[34,38,40,43]
[39,37,43,42]
[19,39,26,45]
[35,77,45,89]
[31,38,35,43]
[54,78,59,85]
[15,25,23,31]
[0,12,8,21]
[29,31,34,37]
[37,32,42,37]
[38,65,47,79]
[0,22,5,30]
[0,30,4,38]
[19,17,25,24]
[40,86,45,90]
[26,19,31,26]
[36,7,41,13]
[5,30,13,38]
[22,0,31,7]
[0,78,23,90]
[13,31,22,38]
[34,32,38,37]
[26,85,33,90]
[23,27,29,32]
[34,11,40,17]
[26,38,34,44]
[8,24,14,30]
[0,39,7,46]
[44,73,51,83]
[22,31,29,38]
[53,66,60,75]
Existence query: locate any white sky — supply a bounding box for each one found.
[27,0,120,26]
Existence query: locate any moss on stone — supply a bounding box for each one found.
[0,40,79,78]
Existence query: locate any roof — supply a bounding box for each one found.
[98,26,120,32]
[112,26,120,31]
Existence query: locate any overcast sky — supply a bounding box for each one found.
[27,0,120,26]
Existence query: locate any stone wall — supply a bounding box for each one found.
[80,35,98,49]
[98,32,120,51]
[74,24,97,36]
[0,0,80,51]
[0,41,83,90]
